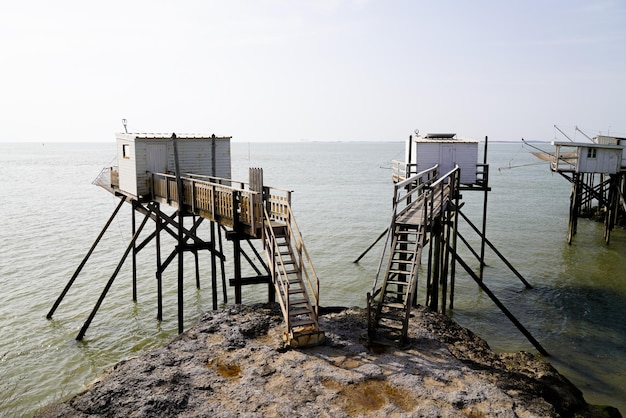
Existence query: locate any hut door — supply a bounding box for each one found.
[440,144,456,175]
[147,143,168,174]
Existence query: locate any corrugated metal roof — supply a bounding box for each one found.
[552,141,622,149]
[116,133,232,140]
[413,135,478,144]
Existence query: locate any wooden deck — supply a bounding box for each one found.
[95,167,292,239]
[395,185,450,226]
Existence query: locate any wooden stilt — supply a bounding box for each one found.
[156,203,163,321]
[449,246,549,357]
[176,212,184,334]
[218,225,228,304]
[210,221,218,310]
[76,205,153,340]
[567,173,580,244]
[172,133,185,335]
[479,136,489,281]
[449,190,461,310]
[429,220,441,312]
[233,237,243,304]
[457,209,532,289]
[47,195,127,319]
[132,200,138,302]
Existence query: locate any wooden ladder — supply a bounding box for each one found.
[371,222,425,345]
[264,221,325,348]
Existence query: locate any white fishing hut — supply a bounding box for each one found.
[115,133,231,199]
[551,140,622,174]
[404,133,479,185]
[594,135,626,170]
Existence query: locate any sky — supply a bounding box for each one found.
[1,0,624,143]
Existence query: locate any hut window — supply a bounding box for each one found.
[586,148,597,159]
[122,144,130,159]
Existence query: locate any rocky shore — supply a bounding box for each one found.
[38,304,621,417]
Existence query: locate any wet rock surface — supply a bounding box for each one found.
[38,304,621,417]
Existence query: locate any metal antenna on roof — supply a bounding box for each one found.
[122,119,128,133]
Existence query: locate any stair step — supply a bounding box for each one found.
[290,318,316,328]
[377,321,404,331]
[395,240,417,245]
[288,298,308,305]
[382,302,406,310]
[385,279,409,285]
[289,307,312,316]
[382,288,405,296]
[394,249,417,254]
[391,259,414,264]
[379,312,403,321]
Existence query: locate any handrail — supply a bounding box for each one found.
[284,204,321,322]
[262,208,291,328]
[150,171,298,238]
[262,203,321,329]
[150,172,260,229]
[369,165,439,297]
[391,160,418,182]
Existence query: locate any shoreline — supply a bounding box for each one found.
[37,303,621,417]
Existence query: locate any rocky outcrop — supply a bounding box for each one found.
[38,304,621,417]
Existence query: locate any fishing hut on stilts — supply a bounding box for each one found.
[545,135,626,244]
[47,131,324,348]
[361,132,548,355]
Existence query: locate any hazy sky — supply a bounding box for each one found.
[1,0,624,142]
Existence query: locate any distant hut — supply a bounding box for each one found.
[551,141,622,174]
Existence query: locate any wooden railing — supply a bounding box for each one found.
[262,204,320,332]
[391,160,418,183]
[150,172,291,237]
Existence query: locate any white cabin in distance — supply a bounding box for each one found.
[398,133,479,185]
[551,140,622,174]
[115,133,231,199]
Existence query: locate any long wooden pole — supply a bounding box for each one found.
[47,195,127,319]
[479,136,489,281]
[172,133,185,334]
[76,206,152,340]
[156,203,163,321]
[132,200,138,301]
[211,221,218,310]
[457,209,533,289]
[449,246,549,356]
[353,228,389,263]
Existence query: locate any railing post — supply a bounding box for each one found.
[191,178,196,213]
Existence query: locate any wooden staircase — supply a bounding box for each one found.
[263,208,325,348]
[369,223,425,345]
[367,165,441,347]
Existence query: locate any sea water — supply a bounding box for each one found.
[0,141,624,416]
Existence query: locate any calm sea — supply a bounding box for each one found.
[0,141,624,416]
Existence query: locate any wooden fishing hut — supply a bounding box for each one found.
[550,137,625,244]
[365,132,547,355]
[395,133,480,186]
[48,132,325,348]
[114,133,232,199]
